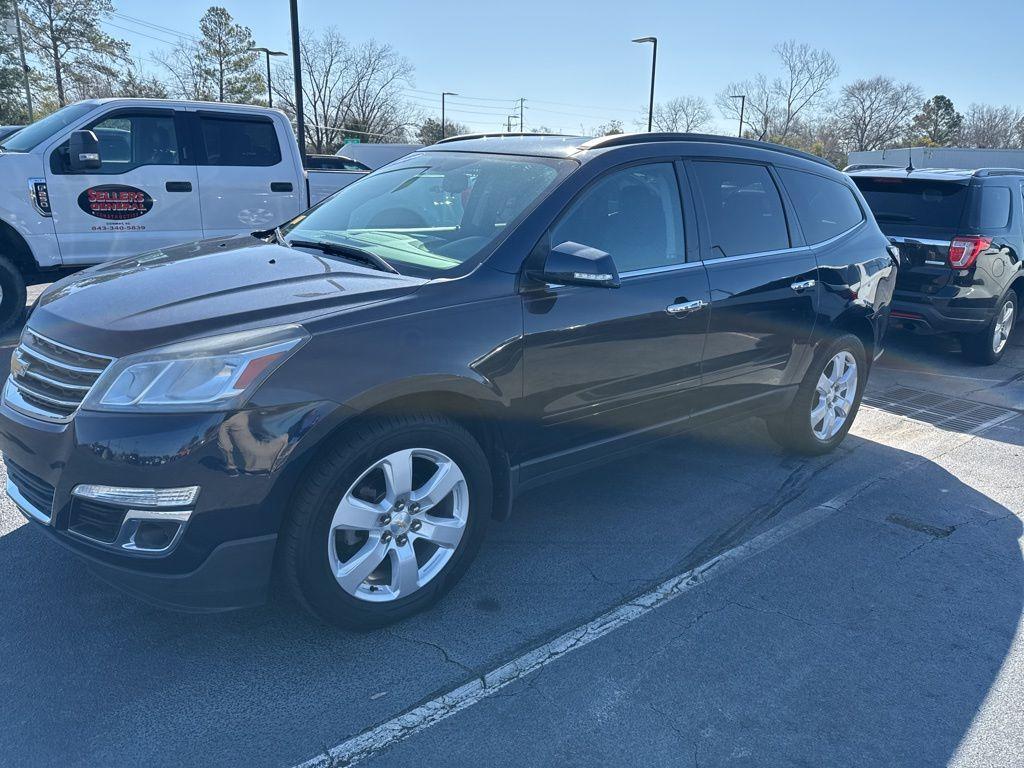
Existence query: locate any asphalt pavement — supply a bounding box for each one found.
[0,311,1021,768]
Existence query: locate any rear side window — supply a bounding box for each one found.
[966,186,1011,229]
[692,161,789,257]
[199,117,281,167]
[779,168,863,244]
[852,178,968,230]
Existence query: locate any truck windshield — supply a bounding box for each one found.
[282,151,574,276]
[0,103,95,152]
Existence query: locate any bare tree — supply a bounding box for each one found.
[154,41,211,101]
[272,29,415,151]
[837,76,922,152]
[645,96,712,133]
[20,0,129,106]
[960,104,1024,149]
[718,40,837,142]
[593,119,624,136]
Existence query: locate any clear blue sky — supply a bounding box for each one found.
[109,0,1024,133]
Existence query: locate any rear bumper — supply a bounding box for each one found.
[890,294,995,334]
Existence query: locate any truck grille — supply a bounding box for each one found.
[4,329,114,422]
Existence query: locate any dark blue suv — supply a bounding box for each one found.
[0,133,896,627]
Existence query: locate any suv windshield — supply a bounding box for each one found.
[0,102,95,152]
[282,151,573,276]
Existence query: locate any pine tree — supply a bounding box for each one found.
[912,95,963,146]
[198,6,262,103]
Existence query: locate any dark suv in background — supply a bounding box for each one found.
[849,166,1024,364]
[0,133,896,628]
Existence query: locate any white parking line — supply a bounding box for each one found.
[293,423,986,768]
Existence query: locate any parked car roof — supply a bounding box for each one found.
[846,166,1024,181]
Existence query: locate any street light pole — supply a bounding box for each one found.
[632,36,657,132]
[249,47,287,108]
[288,0,305,163]
[441,92,457,139]
[10,0,32,121]
[729,94,746,138]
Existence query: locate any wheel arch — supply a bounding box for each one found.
[0,218,39,275]
[831,310,876,364]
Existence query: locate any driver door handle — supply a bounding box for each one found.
[666,299,707,316]
[791,279,817,292]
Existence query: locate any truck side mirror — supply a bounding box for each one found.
[68,130,101,172]
[533,241,620,288]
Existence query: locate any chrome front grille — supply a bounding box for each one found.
[4,329,114,422]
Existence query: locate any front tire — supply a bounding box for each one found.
[960,290,1016,365]
[282,414,492,629]
[766,333,867,456]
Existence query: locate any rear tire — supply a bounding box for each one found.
[0,255,27,334]
[960,290,1016,365]
[282,414,492,629]
[766,333,867,456]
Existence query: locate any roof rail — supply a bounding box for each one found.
[434,132,579,145]
[973,167,1024,177]
[578,132,834,168]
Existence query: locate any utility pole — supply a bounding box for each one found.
[506,114,519,133]
[632,37,657,132]
[9,1,33,121]
[441,91,457,139]
[288,0,305,163]
[729,94,746,138]
[517,97,525,133]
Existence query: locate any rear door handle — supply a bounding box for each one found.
[271,182,294,192]
[790,279,816,292]
[165,181,192,192]
[666,299,707,315]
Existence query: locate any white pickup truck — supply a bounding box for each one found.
[0,98,368,330]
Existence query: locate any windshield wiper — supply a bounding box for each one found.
[287,238,400,275]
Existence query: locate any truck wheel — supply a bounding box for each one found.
[766,333,867,456]
[0,255,27,334]
[282,414,492,629]
[960,290,1016,366]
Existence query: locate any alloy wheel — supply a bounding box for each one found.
[992,300,1014,355]
[811,351,858,441]
[327,448,469,602]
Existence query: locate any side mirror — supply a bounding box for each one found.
[535,241,620,288]
[68,130,101,172]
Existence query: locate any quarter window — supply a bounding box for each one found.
[779,168,864,244]
[692,161,790,257]
[199,116,281,167]
[550,163,686,273]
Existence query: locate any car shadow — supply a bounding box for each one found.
[0,420,1020,767]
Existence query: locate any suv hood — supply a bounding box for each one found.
[29,235,426,356]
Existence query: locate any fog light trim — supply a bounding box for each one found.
[72,484,199,508]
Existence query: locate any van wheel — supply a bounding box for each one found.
[766,333,866,456]
[282,414,492,629]
[960,290,1016,365]
[0,256,27,334]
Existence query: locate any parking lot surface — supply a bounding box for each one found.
[1,326,1022,767]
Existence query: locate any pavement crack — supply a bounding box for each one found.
[388,633,475,676]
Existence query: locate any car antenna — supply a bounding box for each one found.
[905,149,915,174]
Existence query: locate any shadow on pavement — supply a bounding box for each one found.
[0,417,1020,767]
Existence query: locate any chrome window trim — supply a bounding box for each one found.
[5,477,52,525]
[620,261,703,278]
[704,245,813,265]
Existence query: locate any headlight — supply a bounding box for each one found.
[81,324,310,413]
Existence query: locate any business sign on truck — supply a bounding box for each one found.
[77,185,154,220]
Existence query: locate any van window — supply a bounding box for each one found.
[199,116,281,167]
[692,161,790,257]
[550,163,686,272]
[779,168,864,244]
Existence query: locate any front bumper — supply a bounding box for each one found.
[0,397,338,611]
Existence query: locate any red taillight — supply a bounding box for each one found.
[948,236,992,269]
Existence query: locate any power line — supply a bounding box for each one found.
[110,12,199,43]
[103,21,181,47]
